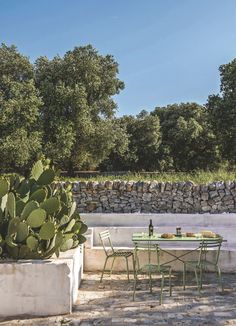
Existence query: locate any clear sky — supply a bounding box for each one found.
[1,0,236,116]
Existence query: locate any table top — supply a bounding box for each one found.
[132,233,225,242]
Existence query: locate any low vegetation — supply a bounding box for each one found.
[61,169,236,184]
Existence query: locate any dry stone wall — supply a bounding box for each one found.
[70,180,236,213]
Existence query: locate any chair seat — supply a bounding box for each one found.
[109,251,133,258]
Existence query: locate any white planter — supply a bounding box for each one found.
[0,245,83,317]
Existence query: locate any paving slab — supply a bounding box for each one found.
[0,272,236,325]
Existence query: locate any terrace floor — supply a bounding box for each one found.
[1,272,236,326]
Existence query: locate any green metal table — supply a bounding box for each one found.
[132,233,226,298]
[132,233,226,266]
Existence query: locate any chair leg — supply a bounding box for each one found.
[136,252,140,271]
[194,268,201,294]
[216,265,223,292]
[132,254,135,279]
[100,257,108,283]
[125,257,130,282]
[149,272,152,293]
[199,266,203,289]
[183,263,186,290]
[169,268,172,296]
[110,257,116,276]
[160,273,164,305]
[133,270,137,301]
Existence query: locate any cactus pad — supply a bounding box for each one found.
[21,201,39,220]
[40,197,60,214]
[39,221,55,240]
[30,188,47,203]
[16,222,29,242]
[65,218,75,232]
[37,169,55,185]
[26,236,39,251]
[69,201,77,217]
[0,179,9,198]
[8,217,20,235]
[59,215,70,226]
[60,238,74,252]
[6,192,16,219]
[16,199,25,217]
[27,208,46,228]
[1,194,8,212]
[31,160,44,180]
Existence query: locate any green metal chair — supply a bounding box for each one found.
[133,241,172,305]
[99,230,135,282]
[183,238,223,293]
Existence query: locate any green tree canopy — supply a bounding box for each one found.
[152,103,220,171]
[101,113,162,171]
[0,44,42,172]
[35,45,125,171]
[207,59,236,163]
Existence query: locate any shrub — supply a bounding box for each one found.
[0,159,87,259]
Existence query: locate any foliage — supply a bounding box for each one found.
[152,103,221,171]
[207,59,236,163]
[0,43,236,174]
[35,45,125,171]
[0,160,87,259]
[0,44,42,173]
[101,113,161,171]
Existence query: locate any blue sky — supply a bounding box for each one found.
[1,0,236,116]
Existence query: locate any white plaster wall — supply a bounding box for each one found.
[82,213,236,249]
[84,247,236,273]
[81,213,236,227]
[0,245,83,317]
[82,213,236,274]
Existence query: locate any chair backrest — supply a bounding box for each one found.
[198,238,223,266]
[134,241,161,269]
[99,230,114,256]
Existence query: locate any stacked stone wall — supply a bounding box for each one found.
[70,180,236,213]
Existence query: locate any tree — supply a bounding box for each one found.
[102,113,162,171]
[35,45,124,172]
[207,59,236,163]
[152,103,220,171]
[0,44,42,172]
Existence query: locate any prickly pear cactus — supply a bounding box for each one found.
[0,159,87,260]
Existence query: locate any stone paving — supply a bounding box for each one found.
[1,272,236,326]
